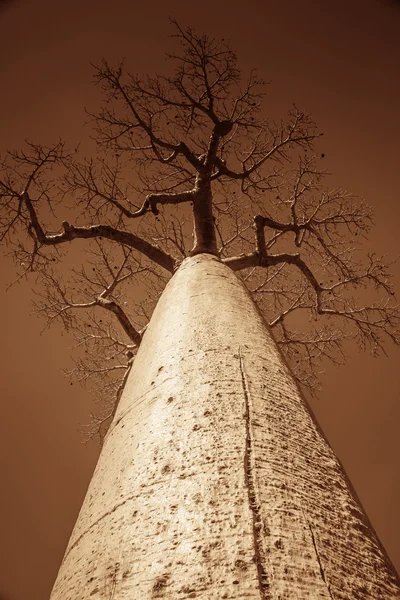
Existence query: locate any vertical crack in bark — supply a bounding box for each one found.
[106,562,119,599]
[238,348,270,600]
[302,506,335,600]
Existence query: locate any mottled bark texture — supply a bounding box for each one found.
[50,255,400,600]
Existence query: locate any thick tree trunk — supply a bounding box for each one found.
[50,254,400,600]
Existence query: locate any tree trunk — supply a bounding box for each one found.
[50,254,400,600]
[191,180,218,256]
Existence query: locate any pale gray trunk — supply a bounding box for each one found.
[50,254,400,600]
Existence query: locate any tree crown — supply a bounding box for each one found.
[1,21,398,437]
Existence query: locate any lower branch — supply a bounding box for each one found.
[223,252,265,271]
[23,191,176,272]
[223,251,322,293]
[96,298,142,346]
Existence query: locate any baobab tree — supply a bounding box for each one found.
[1,21,399,600]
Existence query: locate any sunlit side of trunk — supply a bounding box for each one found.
[50,254,400,600]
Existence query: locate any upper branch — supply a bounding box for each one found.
[93,61,202,170]
[213,109,318,181]
[144,190,194,215]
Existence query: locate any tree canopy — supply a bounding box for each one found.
[1,20,398,437]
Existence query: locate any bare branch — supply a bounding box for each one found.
[1,20,398,421]
[22,191,176,272]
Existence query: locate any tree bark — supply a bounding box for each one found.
[50,254,400,600]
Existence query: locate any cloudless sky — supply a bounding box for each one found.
[0,1,399,598]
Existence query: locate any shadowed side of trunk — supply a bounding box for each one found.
[50,254,400,600]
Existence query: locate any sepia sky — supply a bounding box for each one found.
[0,1,399,599]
